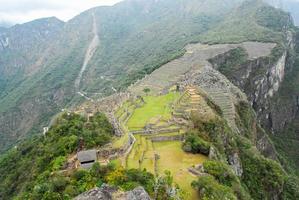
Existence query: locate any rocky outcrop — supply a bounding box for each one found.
[190,65,247,132]
[74,184,151,200]
[228,152,243,177]
[209,32,296,134]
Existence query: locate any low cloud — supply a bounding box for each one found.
[0,0,122,25]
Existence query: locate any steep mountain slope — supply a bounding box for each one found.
[0,0,299,199]
[0,17,65,151]
[0,0,249,153]
[0,17,64,97]
[207,7,299,175]
[0,0,295,157]
[269,30,299,175]
[265,0,299,26]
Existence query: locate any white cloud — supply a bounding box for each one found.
[0,0,123,25]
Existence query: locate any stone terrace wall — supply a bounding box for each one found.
[150,134,184,142]
[97,133,135,159]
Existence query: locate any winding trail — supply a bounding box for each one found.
[75,12,99,97]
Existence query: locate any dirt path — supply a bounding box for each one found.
[75,12,100,96]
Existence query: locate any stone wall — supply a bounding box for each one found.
[150,134,184,142]
[130,128,180,135]
[97,133,135,159]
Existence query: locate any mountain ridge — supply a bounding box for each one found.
[0,0,295,167]
[0,0,299,199]
[0,0,252,152]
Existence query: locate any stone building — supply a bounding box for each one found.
[77,150,97,169]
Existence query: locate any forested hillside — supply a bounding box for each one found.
[0,0,299,199]
[0,0,295,154]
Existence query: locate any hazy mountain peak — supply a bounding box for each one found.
[265,0,299,25]
[0,0,299,199]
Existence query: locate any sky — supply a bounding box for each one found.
[0,0,123,26]
[0,0,298,27]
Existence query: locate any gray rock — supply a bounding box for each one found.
[74,184,151,200]
[126,187,151,200]
[74,184,116,200]
[228,152,243,177]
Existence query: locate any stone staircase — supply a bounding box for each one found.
[173,86,212,121]
[201,87,237,131]
[192,65,245,132]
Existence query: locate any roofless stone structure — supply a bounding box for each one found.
[77,150,97,169]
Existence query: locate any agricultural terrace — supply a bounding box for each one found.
[112,88,216,199]
[154,141,206,198]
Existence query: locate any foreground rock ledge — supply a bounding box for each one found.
[74,184,151,200]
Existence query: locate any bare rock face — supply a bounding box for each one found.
[228,152,243,177]
[74,184,151,200]
[126,187,151,200]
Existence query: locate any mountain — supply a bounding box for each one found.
[0,0,299,199]
[0,0,249,152]
[0,17,65,151]
[0,0,294,153]
[0,21,12,28]
[265,0,299,26]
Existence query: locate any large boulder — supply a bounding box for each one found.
[74,184,151,200]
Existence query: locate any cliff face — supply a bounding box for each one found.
[210,31,297,133]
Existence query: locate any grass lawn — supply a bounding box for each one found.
[126,135,145,169]
[127,92,180,130]
[117,91,208,199]
[153,141,207,199]
[112,123,130,149]
[140,139,155,174]
[126,134,156,174]
[115,101,135,120]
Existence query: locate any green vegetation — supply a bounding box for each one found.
[20,163,156,199]
[0,0,295,155]
[203,160,238,187]
[256,5,293,32]
[1,0,299,199]
[0,112,179,200]
[199,1,291,44]
[117,91,209,199]
[183,133,211,155]
[239,143,285,200]
[154,141,207,199]
[270,43,299,176]
[105,167,155,193]
[192,175,237,200]
[127,92,180,130]
[127,135,154,172]
[184,101,299,199]
[126,134,208,199]
[0,112,114,199]
[214,47,249,79]
[236,101,257,140]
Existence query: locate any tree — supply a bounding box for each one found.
[143,88,151,95]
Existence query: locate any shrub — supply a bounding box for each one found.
[203,160,238,187]
[192,175,237,200]
[240,147,285,199]
[183,133,210,155]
